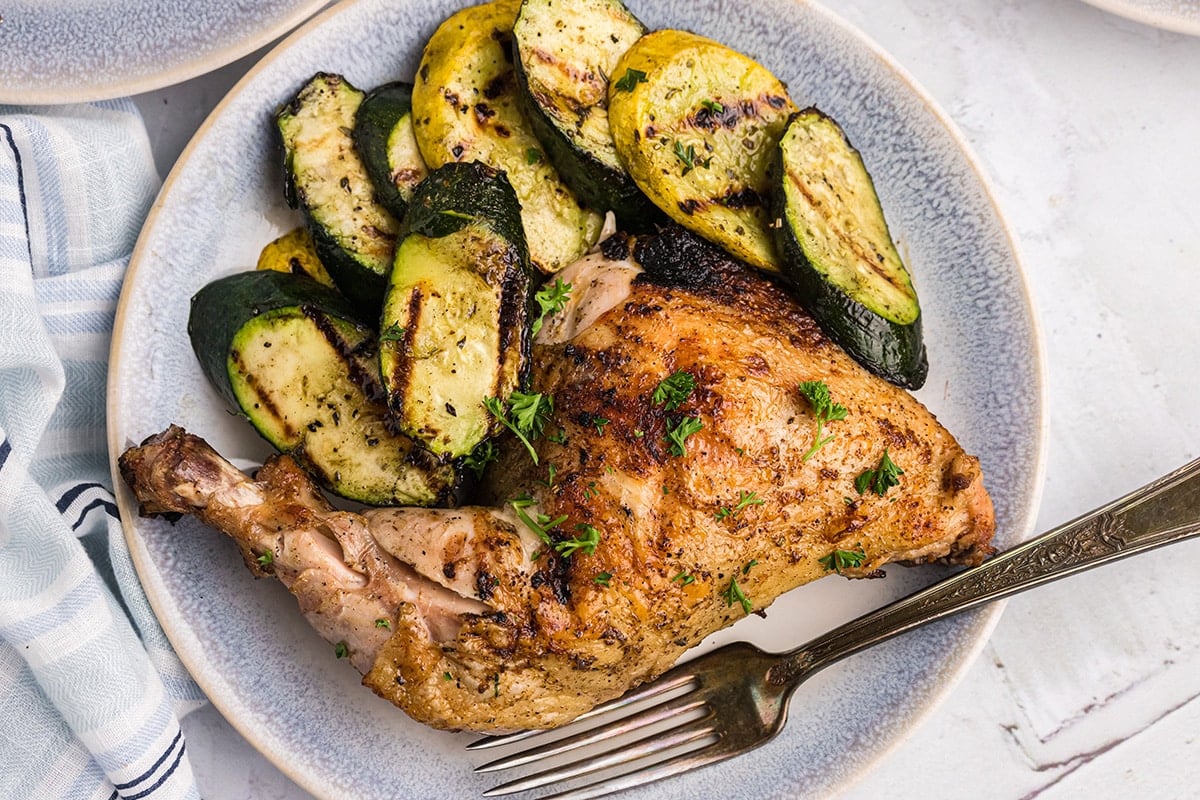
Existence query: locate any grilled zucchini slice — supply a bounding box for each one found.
[255,226,335,287]
[607,29,795,271]
[380,161,533,458]
[411,0,603,274]
[769,108,927,389]
[189,270,457,506]
[352,81,429,220]
[512,0,651,220]
[277,73,400,315]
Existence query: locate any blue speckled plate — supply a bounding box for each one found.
[0,0,329,104]
[108,0,1046,797]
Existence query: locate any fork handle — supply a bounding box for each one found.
[767,456,1200,687]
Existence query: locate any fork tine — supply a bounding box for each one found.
[526,740,733,800]
[481,718,719,797]
[466,670,698,751]
[475,693,708,774]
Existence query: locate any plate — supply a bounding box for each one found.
[0,0,329,104]
[1076,0,1200,35]
[107,0,1046,797]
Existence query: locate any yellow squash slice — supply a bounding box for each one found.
[411,0,603,274]
[608,29,796,271]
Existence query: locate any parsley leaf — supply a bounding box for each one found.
[378,321,405,343]
[334,642,349,659]
[665,416,703,457]
[526,147,542,165]
[722,576,752,615]
[855,449,904,496]
[614,67,648,92]
[819,546,867,573]
[484,391,554,464]
[531,277,572,336]
[592,416,609,435]
[463,439,498,479]
[594,571,613,587]
[701,98,725,113]
[555,523,602,558]
[510,494,566,546]
[255,550,274,568]
[672,571,695,585]
[672,139,711,176]
[653,370,697,411]
[375,618,391,629]
[797,380,848,462]
[717,489,765,519]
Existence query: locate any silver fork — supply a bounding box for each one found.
[468,456,1200,799]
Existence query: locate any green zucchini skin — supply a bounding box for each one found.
[276,72,400,316]
[189,270,458,507]
[512,0,657,225]
[351,81,429,220]
[769,108,928,389]
[380,161,534,458]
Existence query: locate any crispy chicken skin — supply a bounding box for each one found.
[120,228,994,732]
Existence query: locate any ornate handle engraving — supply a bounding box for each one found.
[768,458,1200,687]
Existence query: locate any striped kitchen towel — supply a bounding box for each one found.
[0,101,204,800]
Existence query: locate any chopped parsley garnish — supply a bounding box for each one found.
[594,571,613,586]
[701,98,725,114]
[538,462,558,488]
[665,416,703,457]
[484,391,554,464]
[614,67,648,92]
[672,571,695,585]
[555,523,602,558]
[375,618,391,629]
[443,671,453,681]
[742,559,759,575]
[255,550,274,568]
[334,642,349,659]
[531,277,572,336]
[592,416,609,435]
[797,380,848,462]
[855,449,904,496]
[819,546,867,573]
[673,139,711,176]
[463,440,498,479]
[378,321,405,343]
[722,576,752,615]
[547,427,568,445]
[510,494,566,546]
[584,481,599,500]
[716,490,764,519]
[652,370,697,411]
[526,147,542,165]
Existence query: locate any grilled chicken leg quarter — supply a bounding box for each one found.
[120,228,995,732]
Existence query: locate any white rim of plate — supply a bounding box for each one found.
[107,0,1050,795]
[0,0,332,105]
[1077,0,1200,35]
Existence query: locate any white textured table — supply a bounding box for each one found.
[132,0,1200,797]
